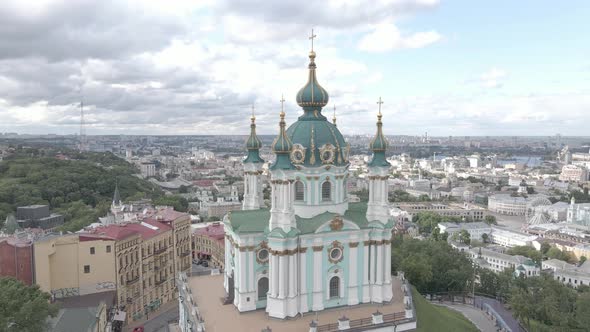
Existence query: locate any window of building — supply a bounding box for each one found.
[295,181,305,201]
[106,245,111,253]
[90,247,95,255]
[258,277,269,300]
[322,181,332,202]
[329,276,340,298]
[84,265,90,273]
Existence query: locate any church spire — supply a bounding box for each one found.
[270,96,294,170]
[244,105,264,164]
[368,97,390,167]
[332,104,337,126]
[296,30,329,119]
[112,181,121,206]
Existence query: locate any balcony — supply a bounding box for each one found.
[154,246,168,255]
[126,276,139,285]
[155,278,167,286]
[180,251,190,257]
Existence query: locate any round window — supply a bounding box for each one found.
[257,248,269,262]
[329,248,342,261]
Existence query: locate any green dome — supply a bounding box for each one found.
[368,112,390,168]
[270,111,295,170]
[286,120,348,167]
[246,118,262,150]
[244,115,264,164]
[296,51,329,115]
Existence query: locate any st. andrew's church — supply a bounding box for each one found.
[223,39,394,320]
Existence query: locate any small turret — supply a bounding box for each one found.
[270,105,294,170]
[244,106,264,164]
[368,97,390,167]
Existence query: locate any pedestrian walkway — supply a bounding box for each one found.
[435,303,498,332]
[125,300,178,332]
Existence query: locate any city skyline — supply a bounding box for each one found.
[1,0,589,136]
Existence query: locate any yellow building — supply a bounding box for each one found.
[193,222,225,270]
[34,233,116,299]
[33,208,192,323]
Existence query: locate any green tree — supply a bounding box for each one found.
[431,226,440,241]
[484,215,497,225]
[507,246,542,266]
[458,229,471,245]
[2,215,19,234]
[510,287,534,329]
[540,242,551,255]
[579,256,587,266]
[575,292,590,328]
[481,233,489,243]
[0,277,58,332]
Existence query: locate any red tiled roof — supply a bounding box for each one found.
[193,180,215,187]
[194,223,225,240]
[78,234,116,242]
[91,220,172,241]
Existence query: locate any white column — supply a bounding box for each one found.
[270,254,278,297]
[383,241,393,302]
[279,255,286,298]
[249,250,255,291]
[312,247,324,311]
[288,254,295,297]
[348,243,359,305]
[385,243,392,284]
[376,244,383,285]
[362,243,370,303]
[299,249,308,313]
[370,244,376,284]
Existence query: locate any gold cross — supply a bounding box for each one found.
[309,28,317,51]
[377,97,384,115]
[280,94,285,112]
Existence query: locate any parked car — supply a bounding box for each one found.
[202,261,209,267]
[133,327,144,332]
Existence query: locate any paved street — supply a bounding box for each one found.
[144,304,179,332]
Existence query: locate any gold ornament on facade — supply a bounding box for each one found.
[290,144,307,164]
[328,241,344,264]
[319,143,335,164]
[329,214,344,231]
[312,245,324,252]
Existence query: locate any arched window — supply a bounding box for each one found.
[295,181,305,201]
[329,276,340,298]
[322,181,332,202]
[258,277,269,300]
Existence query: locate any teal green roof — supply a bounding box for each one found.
[295,202,371,234]
[368,113,390,168]
[296,51,329,114]
[244,116,264,164]
[286,120,348,167]
[227,208,270,233]
[227,202,380,235]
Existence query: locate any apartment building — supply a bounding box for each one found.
[193,222,225,269]
[34,233,116,299]
[467,247,539,277]
[542,259,590,288]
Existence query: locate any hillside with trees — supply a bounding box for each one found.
[0,147,166,231]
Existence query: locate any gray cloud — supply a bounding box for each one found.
[0,0,188,61]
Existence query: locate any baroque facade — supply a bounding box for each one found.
[223,46,395,319]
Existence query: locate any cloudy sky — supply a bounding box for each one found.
[1,0,589,136]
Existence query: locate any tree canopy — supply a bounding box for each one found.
[392,237,474,294]
[0,277,58,332]
[0,148,164,230]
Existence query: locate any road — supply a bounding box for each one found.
[143,304,179,332]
